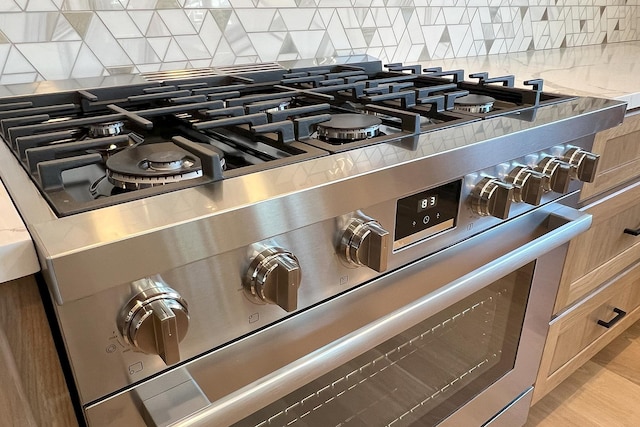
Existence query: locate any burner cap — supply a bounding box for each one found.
[317,114,382,142]
[453,94,495,113]
[89,121,125,137]
[106,142,212,190]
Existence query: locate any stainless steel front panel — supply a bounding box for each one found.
[84,203,589,426]
[0,96,624,304]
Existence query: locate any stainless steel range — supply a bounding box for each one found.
[0,57,626,427]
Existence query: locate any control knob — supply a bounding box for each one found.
[535,157,572,193]
[505,166,549,205]
[339,216,389,272]
[561,147,600,182]
[119,280,189,366]
[470,177,514,219]
[243,247,301,312]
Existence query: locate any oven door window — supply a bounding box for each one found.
[234,261,534,427]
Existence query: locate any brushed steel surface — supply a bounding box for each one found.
[84,203,588,426]
[0,97,624,305]
[0,80,627,425]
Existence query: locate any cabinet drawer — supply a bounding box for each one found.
[580,112,640,201]
[532,261,640,404]
[555,179,640,312]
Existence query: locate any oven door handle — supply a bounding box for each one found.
[159,205,591,427]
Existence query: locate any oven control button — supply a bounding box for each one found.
[505,166,549,205]
[470,177,514,219]
[244,247,301,312]
[535,157,572,193]
[562,147,600,183]
[119,283,189,366]
[340,217,389,272]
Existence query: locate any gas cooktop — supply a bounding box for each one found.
[0,59,573,216]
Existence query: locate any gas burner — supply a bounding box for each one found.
[89,121,126,137]
[316,114,382,143]
[453,94,495,114]
[105,142,222,190]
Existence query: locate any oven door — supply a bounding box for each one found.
[85,203,590,427]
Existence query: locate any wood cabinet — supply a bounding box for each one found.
[533,111,640,404]
[0,276,78,426]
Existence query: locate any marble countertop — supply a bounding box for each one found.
[1,41,638,282]
[424,41,640,111]
[0,179,38,284]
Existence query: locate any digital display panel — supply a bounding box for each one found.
[394,180,461,250]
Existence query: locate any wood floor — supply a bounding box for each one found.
[525,320,640,427]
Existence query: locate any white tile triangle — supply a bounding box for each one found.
[17,41,81,79]
[25,0,57,11]
[370,7,390,27]
[185,8,207,32]
[13,0,27,9]
[164,38,187,61]
[290,30,325,57]
[129,10,154,34]
[71,43,105,78]
[53,12,82,40]
[318,9,334,27]
[211,37,235,66]
[280,8,315,31]
[326,12,350,49]
[0,44,11,74]
[236,8,276,32]
[247,32,285,62]
[147,12,171,37]
[147,36,172,59]
[0,2,19,11]
[198,12,222,56]
[309,11,325,30]
[3,46,35,73]
[362,9,376,28]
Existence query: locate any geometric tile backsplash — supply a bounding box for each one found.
[0,0,637,84]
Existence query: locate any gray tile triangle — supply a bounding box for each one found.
[63,12,93,38]
[485,39,494,52]
[520,7,528,20]
[401,7,413,25]
[156,0,179,8]
[279,33,297,55]
[439,26,451,44]
[362,27,376,46]
[211,9,232,32]
[418,45,430,61]
[0,30,8,43]
[270,11,287,31]
[315,33,335,58]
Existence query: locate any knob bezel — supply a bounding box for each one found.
[470,176,514,219]
[562,147,600,183]
[535,157,572,193]
[243,246,301,312]
[339,216,389,272]
[505,166,548,205]
[118,283,189,366]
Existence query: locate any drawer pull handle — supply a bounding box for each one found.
[624,227,640,236]
[597,307,627,328]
